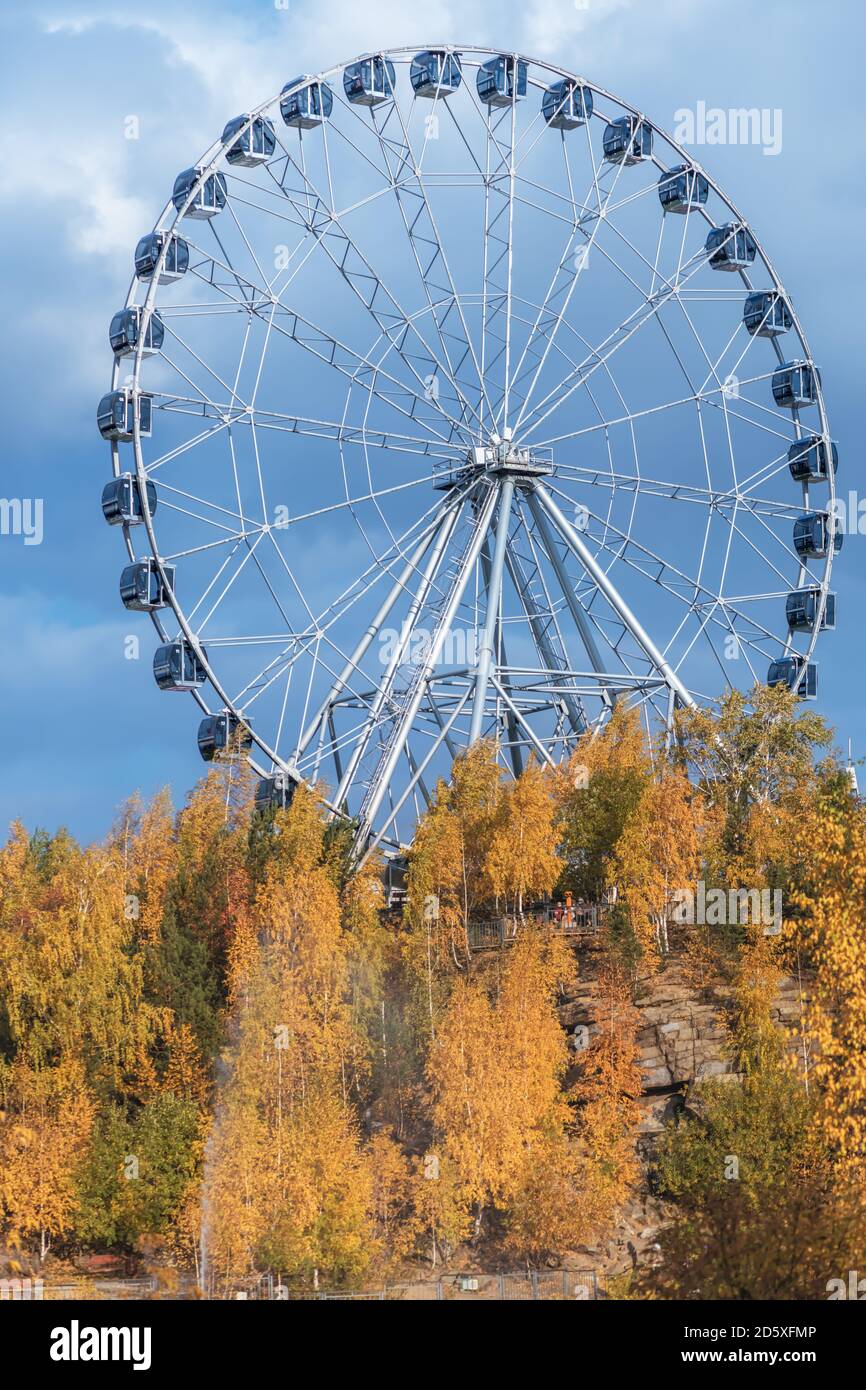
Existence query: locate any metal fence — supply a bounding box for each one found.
[266,1269,599,1302]
[1,1277,159,1301]
[467,905,604,951]
[8,1269,599,1303]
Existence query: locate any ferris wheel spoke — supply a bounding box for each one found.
[515,170,661,241]
[144,416,234,475]
[159,528,252,562]
[674,588,766,690]
[309,482,470,635]
[184,241,465,449]
[222,198,276,304]
[368,92,497,431]
[263,138,482,441]
[710,495,805,594]
[499,87,519,432]
[473,82,561,435]
[157,336,244,412]
[184,529,270,635]
[685,589,771,685]
[150,392,461,460]
[517,240,710,443]
[510,130,631,435]
[551,462,803,522]
[531,374,788,452]
[154,477,259,533]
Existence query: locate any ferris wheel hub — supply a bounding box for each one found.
[433,439,555,491]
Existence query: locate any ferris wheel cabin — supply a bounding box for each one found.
[134,231,189,284]
[793,512,843,559]
[254,771,297,813]
[658,164,709,213]
[772,361,820,409]
[222,115,276,166]
[705,223,757,271]
[542,79,593,129]
[602,115,653,164]
[786,587,836,633]
[410,51,462,98]
[109,306,164,358]
[743,290,792,337]
[197,712,253,761]
[343,56,396,105]
[101,474,157,527]
[280,78,333,128]
[476,56,527,106]
[767,656,818,700]
[97,389,153,442]
[119,559,175,612]
[788,435,838,483]
[172,166,227,219]
[153,641,207,692]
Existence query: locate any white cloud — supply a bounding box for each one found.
[18,0,711,265]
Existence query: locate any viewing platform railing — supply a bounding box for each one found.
[467,903,604,951]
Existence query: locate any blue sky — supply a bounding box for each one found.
[1,0,863,844]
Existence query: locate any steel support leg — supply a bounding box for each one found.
[469,477,514,744]
[531,483,695,710]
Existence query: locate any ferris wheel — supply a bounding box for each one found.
[99,45,839,861]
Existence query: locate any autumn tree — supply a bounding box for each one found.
[204,786,375,1291]
[648,1068,865,1299]
[486,758,562,914]
[0,1059,94,1261]
[557,705,650,902]
[569,959,642,1234]
[612,763,698,959]
[426,931,580,1246]
[677,683,832,901]
[791,781,866,1163]
[111,790,175,946]
[0,829,159,1099]
[407,741,504,968]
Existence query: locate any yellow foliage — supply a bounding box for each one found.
[0,1060,94,1259]
[486,759,562,912]
[792,797,866,1163]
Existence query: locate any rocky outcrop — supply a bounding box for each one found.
[559,941,809,1100]
[555,939,813,1287]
